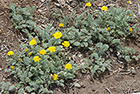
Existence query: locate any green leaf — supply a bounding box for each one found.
[83,58,88,63]
[22,29,29,34]
[125,56,130,62]
[9,4,15,13]
[47,38,55,46]
[1,82,10,90]
[83,42,88,47]
[72,12,75,18]
[64,15,68,27]
[15,84,21,88]
[100,67,106,72]
[31,92,36,94]
[25,86,33,93]
[73,41,80,46]
[96,42,103,48]
[18,88,24,94]
[42,43,48,48]
[23,57,31,65]
[25,77,30,83]
[69,40,75,44]
[88,13,94,28]
[118,31,125,36]
[90,53,98,60]
[91,69,95,73]
[4,69,11,72]
[94,65,99,71]
[35,26,44,39]
[100,44,109,52]
[42,88,49,93]
[77,11,86,21]
[8,85,15,91]
[137,54,140,58]
[132,55,138,61]
[111,39,120,45]
[59,83,64,87]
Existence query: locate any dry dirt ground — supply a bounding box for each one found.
[0,0,140,94]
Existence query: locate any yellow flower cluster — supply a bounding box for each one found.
[101,6,108,11]
[29,38,37,46]
[18,58,21,61]
[65,63,72,70]
[130,14,132,16]
[52,32,63,39]
[106,27,110,31]
[33,56,41,62]
[52,74,58,80]
[28,52,32,56]
[39,49,46,55]
[127,1,129,4]
[62,41,70,48]
[59,23,64,27]
[48,46,56,53]
[11,66,14,69]
[7,51,14,56]
[25,48,28,52]
[129,28,133,32]
[85,2,92,7]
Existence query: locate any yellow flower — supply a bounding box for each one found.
[62,41,70,48]
[129,28,133,32]
[123,37,126,40]
[18,58,21,61]
[25,48,28,52]
[11,66,14,69]
[33,56,41,62]
[101,6,108,11]
[106,27,110,31]
[85,2,92,7]
[130,14,132,16]
[59,23,64,27]
[7,51,14,56]
[28,52,32,56]
[127,1,129,4]
[29,38,37,46]
[139,14,140,16]
[48,46,56,53]
[52,32,62,39]
[52,74,58,80]
[65,63,72,70]
[39,49,46,55]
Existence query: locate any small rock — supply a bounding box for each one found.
[41,0,45,2]
[80,82,86,88]
[78,54,82,58]
[131,67,136,74]
[74,83,81,88]
[3,78,5,80]
[129,1,132,4]
[54,3,61,7]
[38,9,42,12]
[58,0,65,5]
[0,68,2,71]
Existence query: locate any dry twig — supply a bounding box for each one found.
[105,87,112,94]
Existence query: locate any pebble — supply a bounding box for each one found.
[78,54,82,58]
[74,83,81,88]
[3,78,5,80]
[38,9,42,13]
[41,0,45,2]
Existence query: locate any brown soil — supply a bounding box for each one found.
[0,0,140,94]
